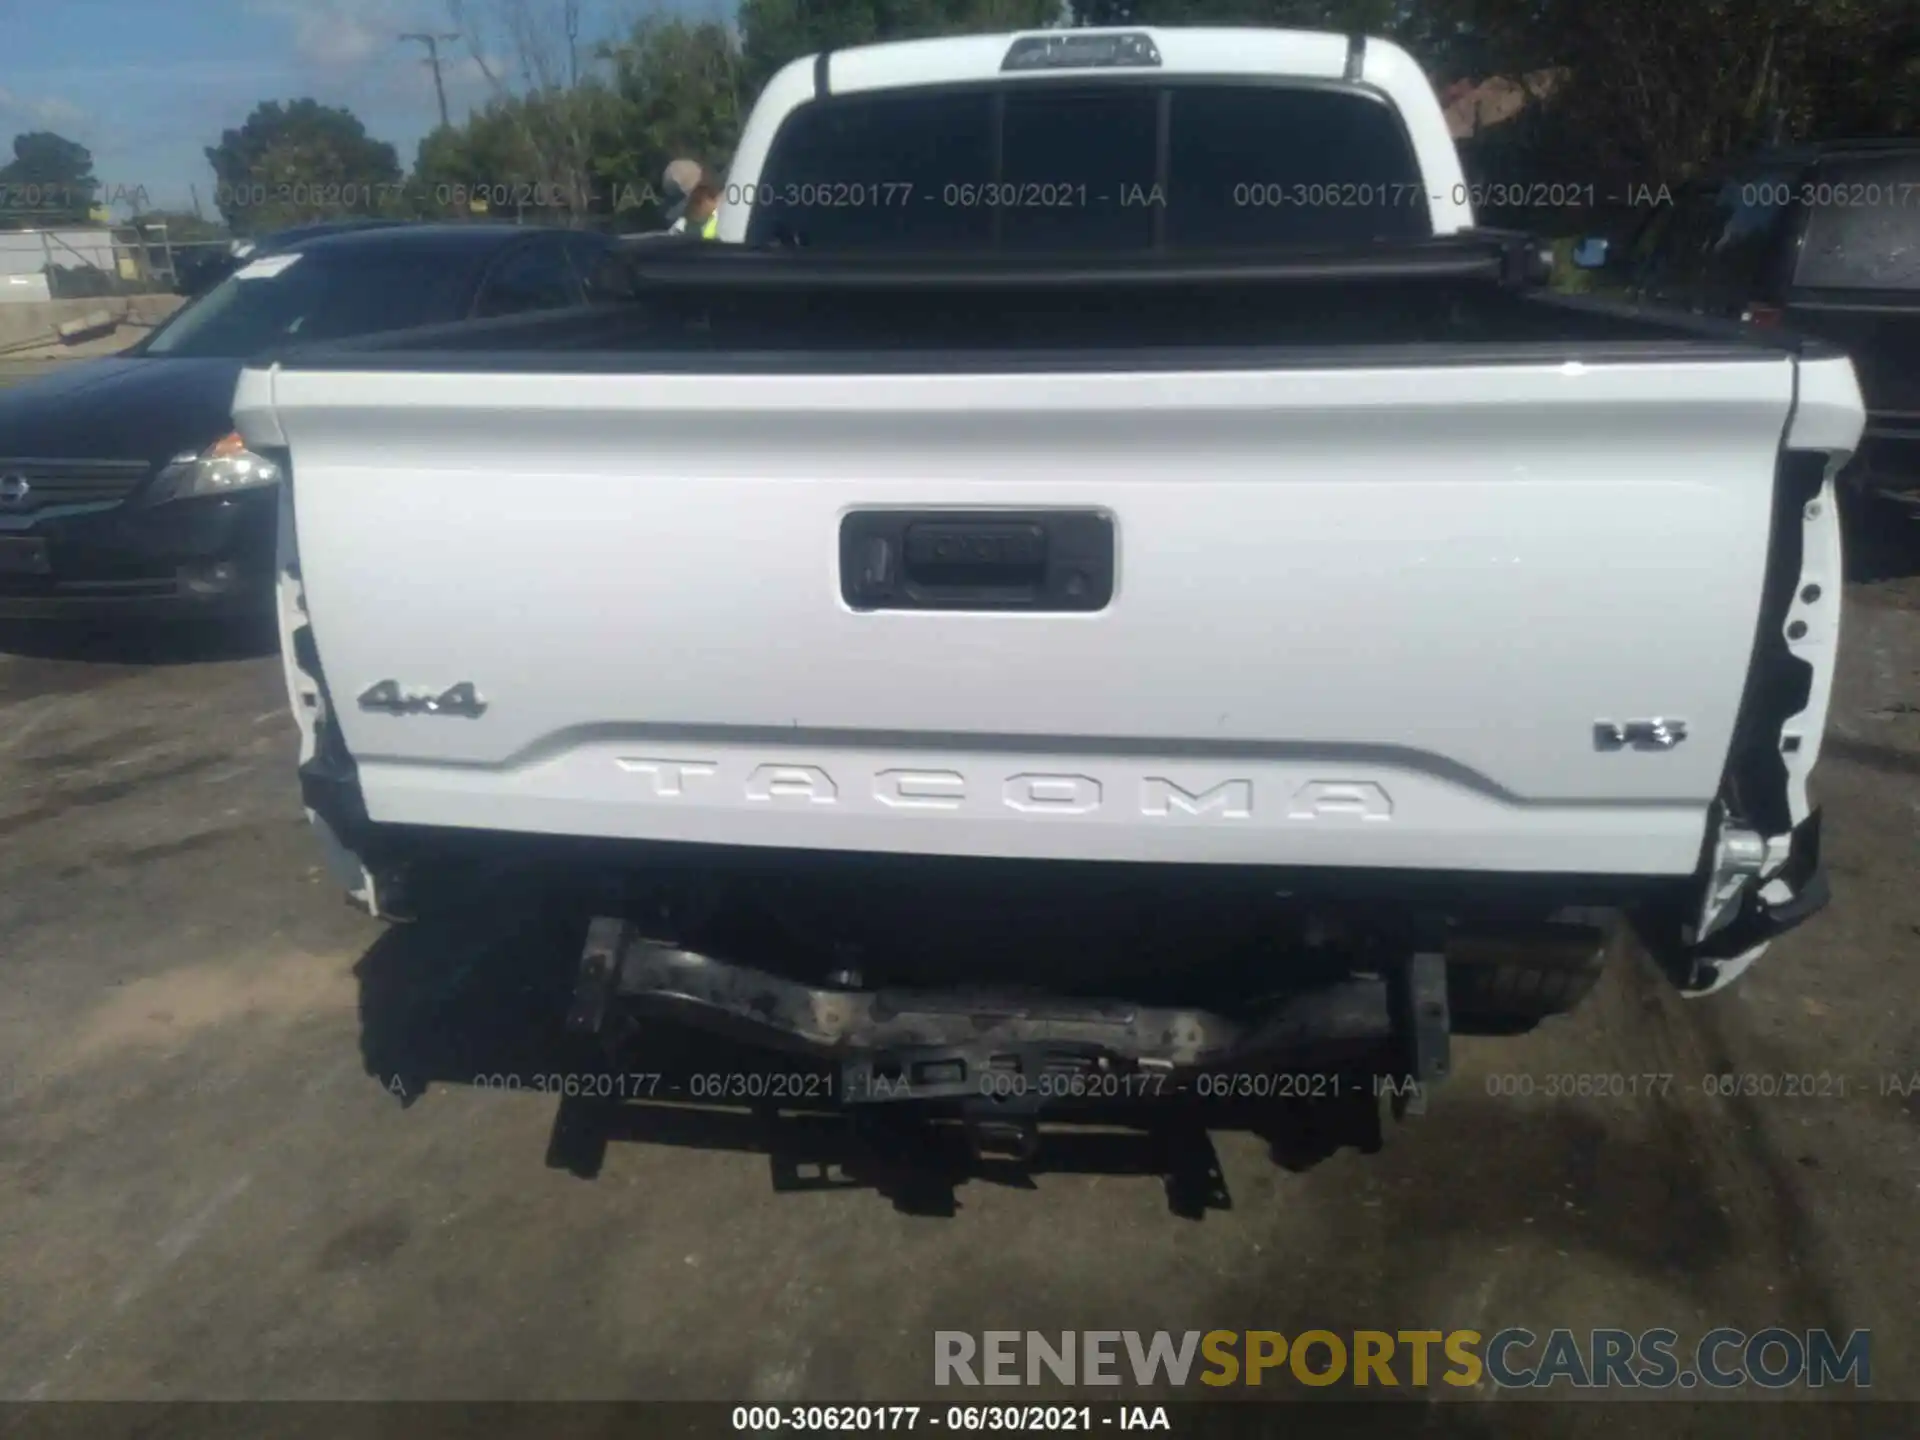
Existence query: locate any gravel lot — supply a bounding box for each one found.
[0,530,1916,1433]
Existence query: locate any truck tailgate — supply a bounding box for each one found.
[252,355,1803,876]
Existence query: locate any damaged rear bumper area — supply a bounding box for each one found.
[567,916,1456,1158]
[1660,807,1829,996]
[1644,371,1858,997]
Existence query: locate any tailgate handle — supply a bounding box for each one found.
[840,509,1114,612]
[903,522,1047,584]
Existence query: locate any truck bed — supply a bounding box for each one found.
[237,239,1859,886]
[272,237,1833,366]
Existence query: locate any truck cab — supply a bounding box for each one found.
[714,27,1473,251]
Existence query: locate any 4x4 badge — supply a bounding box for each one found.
[357,680,487,718]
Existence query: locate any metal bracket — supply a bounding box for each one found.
[1695,821,1768,945]
[959,1096,1042,1163]
[567,917,627,1037]
[840,1042,1132,1107]
[572,922,1449,1135]
[1389,948,1450,1118]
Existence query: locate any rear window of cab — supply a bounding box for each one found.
[743,81,1433,252]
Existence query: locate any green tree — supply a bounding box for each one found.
[596,17,748,226]
[411,105,542,217]
[443,0,627,225]
[1063,0,1482,80]
[1048,0,1912,230]
[1773,1,1919,140]
[1436,0,1916,223]
[408,86,622,223]
[0,131,98,228]
[399,0,1914,250]
[204,100,402,236]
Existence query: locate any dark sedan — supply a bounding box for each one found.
[0,223,624,621]
[172,218,409,298]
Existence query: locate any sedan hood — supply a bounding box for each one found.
[0,356,244,467]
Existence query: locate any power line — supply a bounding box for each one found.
[399,32,463,130]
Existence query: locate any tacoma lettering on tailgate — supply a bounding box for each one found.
[614,760,1393,821]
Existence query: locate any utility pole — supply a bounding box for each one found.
[565,0,580,89]
[400,32,462,130]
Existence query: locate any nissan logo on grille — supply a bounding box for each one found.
[0,474,30,510]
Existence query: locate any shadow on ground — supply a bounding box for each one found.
[0,614,277,666]
[344,873,1851,1340]
[1842,491,1920,586]
[334,877,1883,1421]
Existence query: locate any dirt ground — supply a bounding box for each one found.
[0,314,176,385]
[0,524,1916,1434]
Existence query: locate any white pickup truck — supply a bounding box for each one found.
[235,27,1864,1130]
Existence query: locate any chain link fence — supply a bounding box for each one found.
[0,226,239,301]
[0,212,593,305]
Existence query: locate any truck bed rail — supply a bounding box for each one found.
[608,228,1557,291]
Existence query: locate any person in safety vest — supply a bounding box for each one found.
[663,160,722,239]
[685,179,721,239]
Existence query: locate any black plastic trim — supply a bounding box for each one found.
[347,820,1690,905]
[263,234,1815,374]
[812,50,831,99]
[1787,289,1920,312]
[290,619,388,864]
[1540,290,1849,359]
[1343,34,1366,81]
[615,232,1539,290]
[1723,448,1824,835]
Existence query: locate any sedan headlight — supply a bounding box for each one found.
[157,431,281,499]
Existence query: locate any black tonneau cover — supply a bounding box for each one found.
[610,228,1557,291]
[266,231,1838,372]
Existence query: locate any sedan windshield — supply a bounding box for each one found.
[141,249,473,359]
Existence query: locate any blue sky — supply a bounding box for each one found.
[1,0,723,216]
